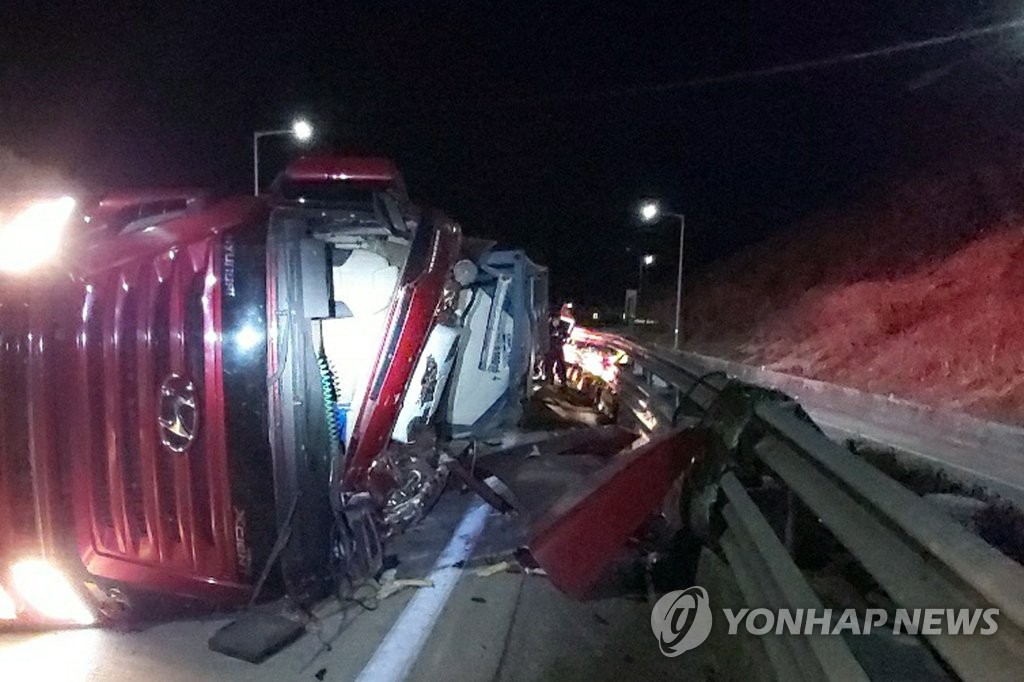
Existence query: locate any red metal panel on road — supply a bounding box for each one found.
[529,429,706,598]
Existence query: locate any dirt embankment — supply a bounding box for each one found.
[681,160,1024,425]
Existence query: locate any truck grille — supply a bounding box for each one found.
[0,296,67,559]
[0,306,37,541]
[70,241,237,580]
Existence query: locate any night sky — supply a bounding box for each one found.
[2,1,1023,304]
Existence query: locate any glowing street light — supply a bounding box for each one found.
[253,118,315,195]
[638,200,685,350]
[642,253,656,267]
[639,201,660,222]
[291,118,314,142]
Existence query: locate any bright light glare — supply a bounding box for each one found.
[235,323,264,352]
[643,253,655,266]
[0,584,16,619]
[639,201,660,222]
[9,559,95,625]
[0,196,76,274]
[292,119,314,142]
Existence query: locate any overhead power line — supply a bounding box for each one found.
[475,16,1024,109]
[618,16,1024,95]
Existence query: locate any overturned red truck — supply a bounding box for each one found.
[0,156,547,626]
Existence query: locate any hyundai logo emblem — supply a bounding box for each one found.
[158,374,198,453]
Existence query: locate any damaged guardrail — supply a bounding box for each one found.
[665,349,1024,506]
[586,332,1024,681]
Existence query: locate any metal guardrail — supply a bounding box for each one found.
[667,349,1024,507]
[590,333,1024,681]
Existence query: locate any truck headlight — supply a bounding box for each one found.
[0,196,76,274]
[0,584,16,620]
[9,558,95,625]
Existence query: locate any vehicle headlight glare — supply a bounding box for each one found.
[0,196,76,274]
[0,583,17,620]
[9,558,95,625]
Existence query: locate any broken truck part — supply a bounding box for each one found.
[528,428,707,598]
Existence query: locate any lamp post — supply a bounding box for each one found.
[252,118,314,196]
[637,253,655,319]
[639,201,685,350]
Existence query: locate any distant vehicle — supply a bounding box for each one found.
[0,156,547,626]
[562,326,627,419]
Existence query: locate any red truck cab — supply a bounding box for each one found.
[0,155,542,626]
[1,189,274,625]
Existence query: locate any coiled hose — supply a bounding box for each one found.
[327,356,348,444]
[317,355,341,447]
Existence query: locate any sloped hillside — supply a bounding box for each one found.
[683,160,1024,424]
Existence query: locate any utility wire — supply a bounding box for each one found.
[603,16,1024,97]
[467,16,1024,109]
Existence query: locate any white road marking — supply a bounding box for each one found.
[355,499,491,682]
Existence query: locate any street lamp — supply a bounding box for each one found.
[639,201,659,222]
[291,119,313,142]
[253,118,315,195]
[639,200,685,350]
[637,253,655,319]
